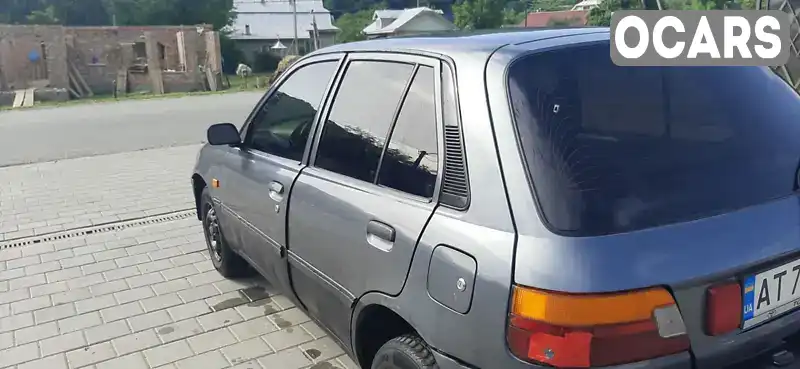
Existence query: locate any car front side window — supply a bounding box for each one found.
[244,61,338,161]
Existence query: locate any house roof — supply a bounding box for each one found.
[363,7,452,35]
[519,10,589,28]
[228,0,339,40]
[572,0,602,9]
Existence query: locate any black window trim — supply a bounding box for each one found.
[236,53,346,164]
[306,51,446,204]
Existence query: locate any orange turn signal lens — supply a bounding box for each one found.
[507,285,690,368]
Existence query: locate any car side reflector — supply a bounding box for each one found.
[705,282,742,336]
[507,285,690,368]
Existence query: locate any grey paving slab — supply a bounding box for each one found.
[0,145,200,233]
[0,148,356,369]
[0,219,356,369]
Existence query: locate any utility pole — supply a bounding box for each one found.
[291,0,299,55]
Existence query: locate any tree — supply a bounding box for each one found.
[334,7,378,43]
[529,0,577,11]
[503,8,526,25]
[26,6,60,24]
[453,0,506,29]
[586,0,640,26]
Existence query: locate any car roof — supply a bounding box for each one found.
[314,27,610,59]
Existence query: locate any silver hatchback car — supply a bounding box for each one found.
[191,28,800,369]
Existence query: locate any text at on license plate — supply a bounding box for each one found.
[743,258,800,329]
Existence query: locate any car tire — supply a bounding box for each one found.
[371,334,439,369]
[200,187,253,278]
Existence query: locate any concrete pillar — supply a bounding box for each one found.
[144,31,164,95]
[45,26,70,90]
[0,38,11,91]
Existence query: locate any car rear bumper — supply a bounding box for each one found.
[725,336,800,369]
[431,348,693,369]
[433,338,800,369]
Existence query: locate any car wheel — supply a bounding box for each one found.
[371,334,439,369]
[200,187,253,278]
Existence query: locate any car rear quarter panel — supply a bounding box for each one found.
[353,49,527,369]
[486,33,800,368]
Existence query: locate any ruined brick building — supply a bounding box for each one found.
[0,24,224,106]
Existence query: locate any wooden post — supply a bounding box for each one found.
[144,32,165,95]
[176,31,187,72]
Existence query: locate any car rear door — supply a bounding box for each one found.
[219,54,342,286]
[286,53,444,341]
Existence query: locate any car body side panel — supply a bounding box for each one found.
[486,34,800,368]
[192,144,244,250]
[288,168,436,341]
[350,49,522,369]
[286,52,444,345]
[222,147,303,285]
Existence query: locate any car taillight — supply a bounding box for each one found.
[705,281,742,336]
[507,285,690,368]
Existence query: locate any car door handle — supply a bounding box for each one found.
[268,181,284,202]
[367,221,395,242]
[269,181,284,194]
[366,221,395,252]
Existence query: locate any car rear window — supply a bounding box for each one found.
[507,43,800,236]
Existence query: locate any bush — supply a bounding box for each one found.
[219,34,245,75]
[252,52,282,73]
[269,55,300,83]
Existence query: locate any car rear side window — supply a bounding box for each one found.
[508,43,800,236]
[245,61,338,161]
[315,60,415,183]
[377,65,439,198]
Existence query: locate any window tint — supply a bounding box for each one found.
[508,44,800,236]
[245,61,338,161]
[315,60,415,182]
[377,66,439,198]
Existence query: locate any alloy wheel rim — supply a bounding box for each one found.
[205,206,223,263]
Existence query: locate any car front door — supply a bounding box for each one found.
[218,54,342,286]
[286,54,444,341]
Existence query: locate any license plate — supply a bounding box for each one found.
[743,258,800,329]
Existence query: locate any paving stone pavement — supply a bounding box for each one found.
[0,217,357,369]
[0,145,202,240]
[0,145,359,369]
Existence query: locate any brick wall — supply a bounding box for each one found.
[0,25,69,91]
[67,26,211,94]
[0,24,214,94]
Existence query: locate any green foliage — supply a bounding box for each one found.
[252,52,282,73]
[586,0,640,26]
[0,0,234,30]
[663,0,751,9]
[26,6,60,24]
[529,0,577,11]
[334,8,378,43]
[453,0,506,29]
[503,8,526,25]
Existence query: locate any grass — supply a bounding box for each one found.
[0,73,271,111]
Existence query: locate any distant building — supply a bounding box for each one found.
[519,10,589,27]
[362,7,457,39]
[571,0,602,10]
[227,0,339,62]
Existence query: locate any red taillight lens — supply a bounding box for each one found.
[507,285,691,368]
[705,282,742,336]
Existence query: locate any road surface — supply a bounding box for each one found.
[0,92,263,168]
